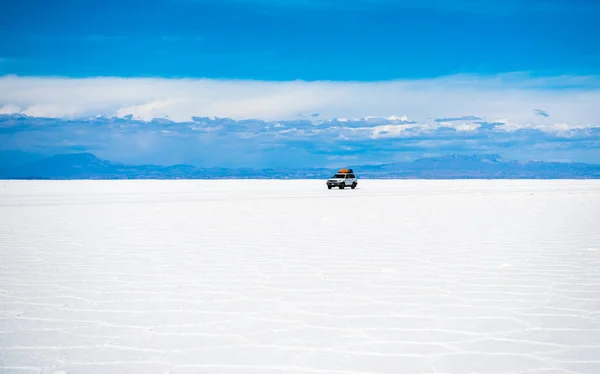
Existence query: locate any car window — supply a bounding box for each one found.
[348,174,355,178]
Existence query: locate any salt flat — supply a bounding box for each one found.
[1,179,600,374]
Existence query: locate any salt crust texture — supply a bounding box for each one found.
[1,180,599,374]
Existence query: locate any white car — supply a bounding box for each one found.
[326,169,358,189]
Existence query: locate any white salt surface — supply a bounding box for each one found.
[1,179,600,374]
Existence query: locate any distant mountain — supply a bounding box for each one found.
[351,154,600,179]
[0,153,331,179]
[0,153,199,179]
[1,152,599,179]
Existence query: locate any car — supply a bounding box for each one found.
[326,168,358,189]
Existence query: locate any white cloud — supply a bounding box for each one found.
[436,121,481,131]
[1,73,600,131]
[388,115,409,121]
[0,103,22,115]
[496,120,591,134]
[115,98,190,121]
[370,124,412,138]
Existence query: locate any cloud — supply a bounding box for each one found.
[1,72,599,167]
[435,116,483,122]
[1,112,599,168]
[535,109,549,117]
[1,73,600,130]
[0,103,22,114]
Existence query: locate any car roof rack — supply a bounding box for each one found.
[338,168,353,173]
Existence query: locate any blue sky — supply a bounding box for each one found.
[2,0,600,80]
[1,0,599,168]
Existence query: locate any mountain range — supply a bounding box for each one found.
[1,152,599,179]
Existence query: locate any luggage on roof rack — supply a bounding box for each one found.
[338,168,353,173]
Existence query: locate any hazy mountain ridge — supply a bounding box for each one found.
[1,152,599,179]
[355,154,600,179]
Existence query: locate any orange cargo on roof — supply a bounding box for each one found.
[338,168,350,173]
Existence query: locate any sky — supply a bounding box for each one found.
[1,0,599,168]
